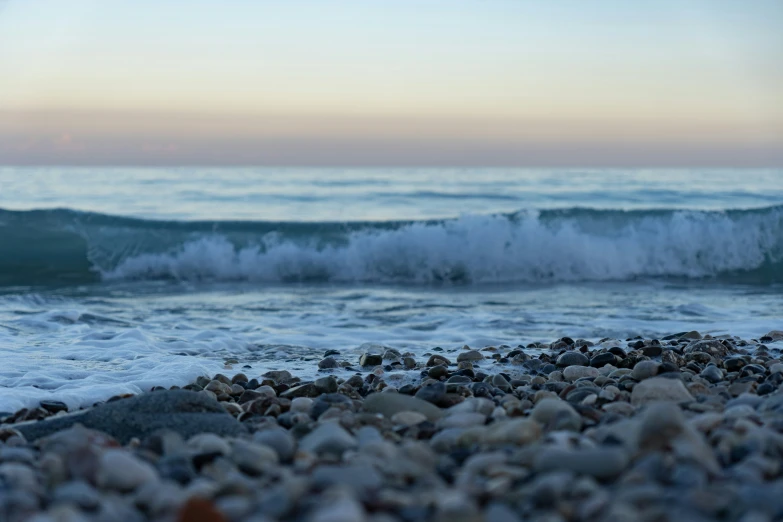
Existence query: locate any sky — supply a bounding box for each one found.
[0,0,781,166]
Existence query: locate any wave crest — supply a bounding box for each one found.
[2,206,781,286]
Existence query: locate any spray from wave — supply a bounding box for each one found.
[1,206,781,286]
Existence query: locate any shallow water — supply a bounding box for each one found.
[1,168,781,411]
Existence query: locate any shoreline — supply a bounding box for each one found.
[2,331,782,521]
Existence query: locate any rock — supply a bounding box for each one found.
[390,411,427,426]
[590,352,618,368]
[299,422,357,457]
[437,412,486,429]
[414,382,448,406]
[14,390,247,444]
[534,447,629,479]
[280,383,318,399]
[363,392,444,421]
[700,365,724,384]
[531,398,582,431]
[263,370,293,383]
[187,432,231,455]
[177,497,228,522]
[318,357,339,370]
[631,377,694,406]
[360,353,383,367]
[311,393,354,419]
[97,449,158,491]
[684,339,730,358]
[636,402,719,474]
[631,360,660,381]
[314,376,338,394]
[309,490,366,522]
[51,481,101,511]
[762,330,783,341]
[482,418,541,446]
[230,440,278,476]
[253,427,296,462]
[484,502,523,522]
[290,397,314,414]
[426,354,451,367]
[39,400,68,414]
[311,465,383,498]
[556,352,589,367]
[457,350,484,362]
[562,366,600,381]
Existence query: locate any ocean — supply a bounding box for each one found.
[1,167,781,413]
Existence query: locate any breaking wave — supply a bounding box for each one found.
[1,206,781,286]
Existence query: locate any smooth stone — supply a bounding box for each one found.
[437,412,486,429]
[763,330,783,341]
[700,365,724,384]
[414,382,448,406]
[482,418,541,446]
[314,376,338,394]
[14,390,247,444]
[631,377,694,406]
[280,383,318,399]
[531,398,582,431]
[426,354,452,367]
[562,366,600,381]
[51,481,101,511]
[253,427,296,462]
[187,432,231,455]
[97,449,158,491]
[484,502,523,522]
[263,370,293,383]
[556,352,589,367]
[363,392,444,421]
[39,400,68,414]
[309,490,365,522]
[390,411,427,426]
[290,397,314,414]
[636,402,719,474]
[230,440,279,475]
[447,397,495,416]
[457,350,484,362]
[299,422,357,457]
[631,360,660,381]
[360,353,383,367]
[318,357,339,369]
[590,352,618,368]
[534,447,629,479]
[311,465,383,498]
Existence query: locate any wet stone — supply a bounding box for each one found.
[556,352,589,367]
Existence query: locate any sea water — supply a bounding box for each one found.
[1,168,781,412]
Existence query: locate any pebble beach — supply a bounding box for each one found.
[3,330,783,522]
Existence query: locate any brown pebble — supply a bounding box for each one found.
[177,498,227,522]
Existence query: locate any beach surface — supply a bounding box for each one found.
[2,331,783,521]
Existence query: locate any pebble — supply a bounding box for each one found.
[531,398,582,431]
[96,450,158,492]
[3,333,781,522]
[631,376,694,405]
[534,447,629,479]
[390,411,427,426]
[556,352,589,367]
[631,360,660,381]
[364,392,444,421]
[457,350,484,362]
[299,422,357,457]
[562,365,600,381]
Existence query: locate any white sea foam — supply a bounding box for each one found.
[105,209,782,284]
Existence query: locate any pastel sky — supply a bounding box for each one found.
[1,0,781,166]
